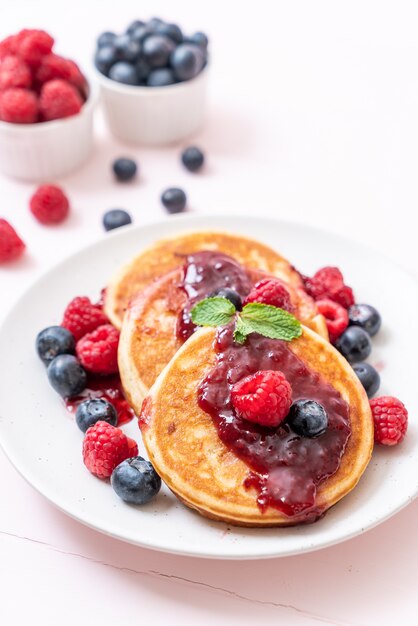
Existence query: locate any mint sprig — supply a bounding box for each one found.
[233,314,252,344]
[190,297,302,344]
[191,297,236,327]
[238,303,302,341]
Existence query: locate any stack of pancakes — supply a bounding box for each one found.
[105,231,373,526]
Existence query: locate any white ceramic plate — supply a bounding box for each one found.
[0,214,417,559]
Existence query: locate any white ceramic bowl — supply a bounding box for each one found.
[95,66,208,146]
[0,80,98,182]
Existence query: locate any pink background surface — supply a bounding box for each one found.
[1,1,417,624]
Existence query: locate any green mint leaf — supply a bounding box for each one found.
[233,329,247,344]
[240,303,302,341]
[233,315,252,344]
[190,297,236,328]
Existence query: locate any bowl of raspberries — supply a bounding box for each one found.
[94,17,209,146]
[0,28,97,181]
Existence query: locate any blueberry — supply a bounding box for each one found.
[113,35,141,63]
[170,44,205,81]
[97,31,116,49]
[142,35,175,68]
[131,24,154,44]
[147,68,176,87]
[287,400,328,438]
[135,57,151,82]
[155,22,183,44]
[95,46,117,75]
[185,31,209,51]
[181,146,205,172]
[147,17,164,29]
[348,304,381,337]
[213,288,242,311]
[161,188,187,214]
[335,326,372,363]
[75,398,117,433]
[113,34,130,54]
[47,355,87,398]
[108,62,138,85]
[126,20,145,35]
[352,362,380,398]
[111,456,161,504]
[103,209,132,231]
[36,326,75,365]
[112,157,137,182]
[119,41,141,63]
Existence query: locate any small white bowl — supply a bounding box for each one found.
[0,80,98,182]
[95,66,208,146]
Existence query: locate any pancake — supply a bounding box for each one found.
[105,231,309,329]
[118,263,328,409]
[130,326,373,527]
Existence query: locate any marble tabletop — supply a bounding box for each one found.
[1,2,417,624]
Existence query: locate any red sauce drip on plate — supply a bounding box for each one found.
[176,251,253,340]
[65,374,135,426]
[198,326,351,519]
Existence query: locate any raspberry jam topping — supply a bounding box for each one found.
[198,326,351,519]
[177,251,253,340]
[65,374,135,426]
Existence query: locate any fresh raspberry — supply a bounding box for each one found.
[62,296,108,341]
[30,184,70,225]
[83,421,138,479]
[39,79,83,121]
[244,278,294,312]
[127,436,138,456]
[231,370,292,427]
[35,54,72,83]
[0,88,38,124]
[76,324,120,375]
[17,29,54,67]
[0,35,18,60]
[370,396,408,446]
[14,29,40,46]
[332,285,355,309]
[66,59,87,92]
[304,267,343,299]
[35,54,86,91]
[316,299,349,343]
[304,266,355,309]
[0,218,25,262]
[0,55,32,89]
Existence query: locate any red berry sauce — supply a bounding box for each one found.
[65,374,135,426]
[198,326,351,520]
[95,287,107,308]
[176,251,253,340]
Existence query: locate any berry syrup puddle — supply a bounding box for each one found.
[176,250,253,340]
[198,326,351,521]
[65,374,135,426]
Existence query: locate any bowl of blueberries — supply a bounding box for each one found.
[94,17,209,146]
